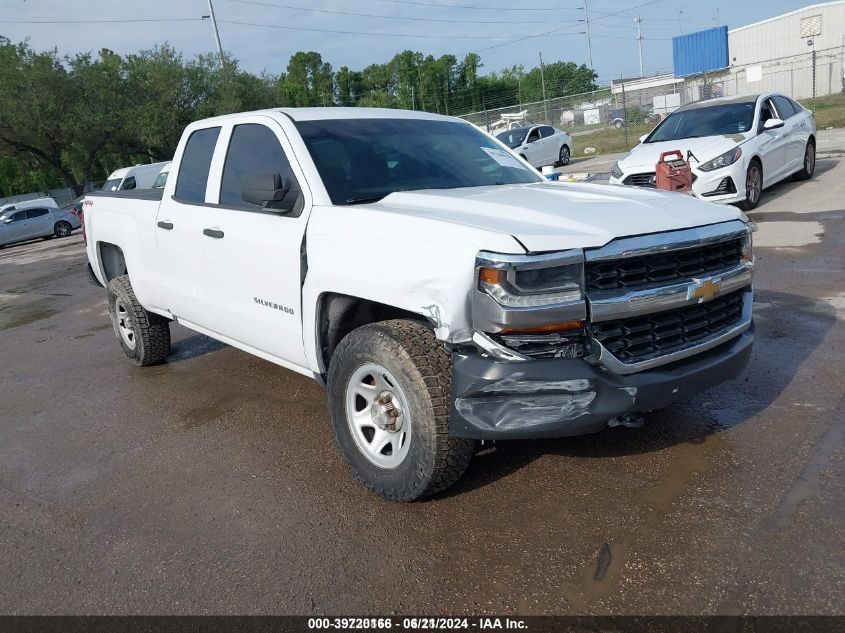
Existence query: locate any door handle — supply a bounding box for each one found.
[157,221,173,230]
[203,228,224,239]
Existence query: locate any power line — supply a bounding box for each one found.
[355,0,582,11]
[0,18,202,25]
[225,0,583,25]
[218,19,508,38]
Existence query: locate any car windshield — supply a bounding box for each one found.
[646,102,756,142]
[495,128,529,149]
[102,178,123,191]
[296,118,542,205]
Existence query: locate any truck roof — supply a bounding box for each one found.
[193,107,458,125]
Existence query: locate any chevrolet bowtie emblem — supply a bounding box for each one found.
[689,279,721,303]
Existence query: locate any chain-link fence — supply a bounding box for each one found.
[459,46,845,157]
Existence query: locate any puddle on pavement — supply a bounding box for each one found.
[182,393,249,429]
[564,431,733,609]
[0,303,59,330]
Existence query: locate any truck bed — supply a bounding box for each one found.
[86,189,164,202]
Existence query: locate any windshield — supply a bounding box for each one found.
[495,128,529,149]
[102,178,123,191]
[647,102,756,142]
[296,118,541,205]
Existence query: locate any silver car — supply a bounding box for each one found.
[0,205,82,247]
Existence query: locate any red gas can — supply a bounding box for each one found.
[655,150,692,193]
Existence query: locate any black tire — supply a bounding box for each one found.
[793,139,816,181]
[107,275,170,367]
[740,161,762,211]
[327,319,475,501]
[54,221,73,237]
[558,144,571,167]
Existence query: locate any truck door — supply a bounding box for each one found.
[154,125,222,331]
[196,118,311,370]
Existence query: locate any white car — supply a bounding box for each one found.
[151,161,171,189]
[0,203,81,247]
[609,92,816,210]
[496,124,572,168]
[102,161,170,192]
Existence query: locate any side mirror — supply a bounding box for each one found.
[639,134,648,143]
[241,173,299,212]
[763,118,785,131]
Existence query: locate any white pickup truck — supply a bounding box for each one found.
[83,108,755,501]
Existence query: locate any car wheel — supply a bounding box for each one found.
[740,161,762,211]
[54,221,73,237]
[614,120,623,129]
[107,275,171,367]
[558,145,571,167]
[793,139,816,181]
[327,319,475,501]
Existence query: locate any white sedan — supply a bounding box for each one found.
[609,92,816,210]
[496,124,573,169]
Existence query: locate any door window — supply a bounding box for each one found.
[26,208,50,219]
[175,126,221,204]
[759,99,777,131]
[772,95,796,119]
[10,211,26,222]
[526,128,541,143]
[539,126,556,138]
[220,124,299,212]
[119,176,137,190]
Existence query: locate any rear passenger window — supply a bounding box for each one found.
[772,95,795,119]
[220,124,299,210]
[540,126,556,138]
[175,126,221,204]
[26,208,49,219]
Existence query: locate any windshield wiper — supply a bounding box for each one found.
[346,195,387,205]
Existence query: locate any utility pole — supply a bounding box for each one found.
[539,52,549,123]
[203,0,224,65]
[582,0,594,70]
[678,10,684,36]
[635,16,644,77]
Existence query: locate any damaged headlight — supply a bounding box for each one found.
[698,147,742,172]
[610,161,624,179]
[476,250,584,308]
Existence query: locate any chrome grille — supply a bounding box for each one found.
[585,237,745,292]
[622,172,656,187]
[589,289,746,365]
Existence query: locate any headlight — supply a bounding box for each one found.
[476,250,584,308]
[698,147,743,172]
[742,226,754,264]
[610,161,624,179]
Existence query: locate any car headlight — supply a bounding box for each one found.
[610,161,624,179]
[475,250,584,308]
[698,147,743,172]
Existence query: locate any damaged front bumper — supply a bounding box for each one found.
[450,326,753,439]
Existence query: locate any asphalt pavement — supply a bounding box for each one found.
[1,148,843,614]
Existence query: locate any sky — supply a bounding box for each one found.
[0,0,829,86]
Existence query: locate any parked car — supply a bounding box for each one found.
[0,197,59,216]
[609,92,816,210]
[0,204,81,247]
[101,162,170,192]
[83,107,754,501]
[607,105,658,129]
[496,125,572,167]
[62,195,84,220]
[151,162,171,189]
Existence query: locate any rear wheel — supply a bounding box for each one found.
[327,319,475,501]
[740,161,762,211]
[54,221,72,237]
[107,275,170,366]
[793,139,816,181]
[557,144,571,167]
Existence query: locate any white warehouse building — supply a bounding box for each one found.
[725,1,845,99]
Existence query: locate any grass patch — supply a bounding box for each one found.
[800,93,845,129]
[570,123,655,157]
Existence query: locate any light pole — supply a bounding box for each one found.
[202,0,224,65]
[582,0,594,70]
[635,16,644,77]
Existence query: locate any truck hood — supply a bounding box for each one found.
[619,133,750,171]
[374,182,744,253]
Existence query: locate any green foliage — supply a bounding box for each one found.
[0,37,598,197]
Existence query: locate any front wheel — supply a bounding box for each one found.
[327,320,475,501]
[107,275,171,366]
[54,221,73,237]
[557,144,571,166]
[740,162,762,211]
